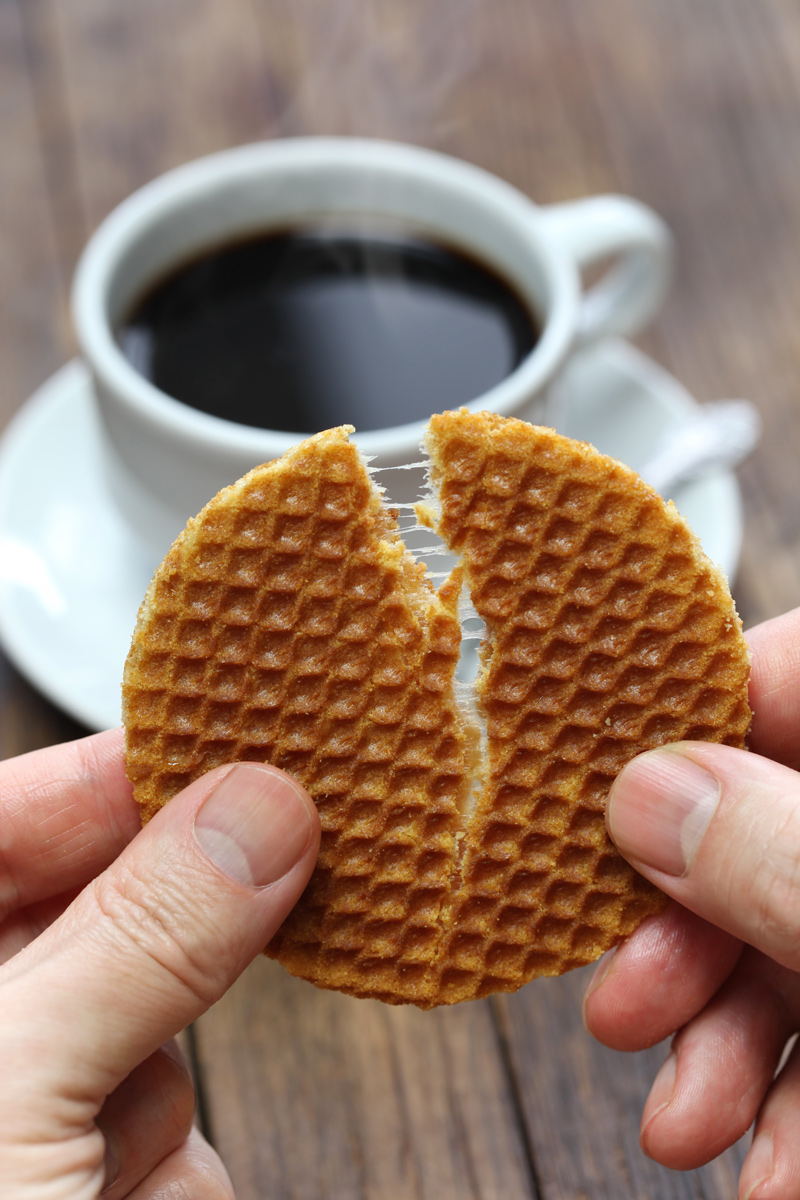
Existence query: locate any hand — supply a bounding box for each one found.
[583,607,800,1198]
[0,728,319,1199]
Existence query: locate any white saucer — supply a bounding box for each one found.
[0,341,743,732]
[0,361,155,730]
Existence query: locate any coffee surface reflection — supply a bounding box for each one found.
[117,230,539,433]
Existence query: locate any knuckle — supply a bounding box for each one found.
[89,864,221,1007]
[744,801,800,966]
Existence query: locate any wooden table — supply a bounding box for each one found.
[2,2,799,1195]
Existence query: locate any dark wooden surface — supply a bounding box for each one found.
[3,1,800,1195]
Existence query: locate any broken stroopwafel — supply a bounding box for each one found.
[122,410,751,1007]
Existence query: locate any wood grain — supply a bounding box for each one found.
[0,0,83,757]
[2,1,800,1196]
[496,970,745,1199]
[0,0,66,421]
[197,957,534,1199]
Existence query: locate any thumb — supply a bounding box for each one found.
[3,762,319,1116]
[606,742,800,971]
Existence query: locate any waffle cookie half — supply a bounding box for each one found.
[123,411,751,1007]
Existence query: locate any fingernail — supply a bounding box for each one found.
[742,1130,774,1200]
[607,749,720,876]
[581,947,618,1029]
[640,1049,677,1153]
[195,764,315,887]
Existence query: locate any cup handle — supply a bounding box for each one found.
[539,195,673,344]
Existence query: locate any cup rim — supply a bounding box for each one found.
[72,136,579,460]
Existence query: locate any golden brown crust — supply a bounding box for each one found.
[123,412,751,1007]
[123,426,477,1007]
[423,411,750,1000]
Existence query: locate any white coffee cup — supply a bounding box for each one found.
[72,137,672,557]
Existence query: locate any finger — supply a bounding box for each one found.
[1,761,319,1130]
[0,887,83,962]
[640,956,792,1171]
[739,1038,800,1199]
[746,607,800,770]
[0,728,139,919]
[125,1126,233,1200]
[606,741,800,973]
[99,1040,195,1199]
[583,900,742,1051]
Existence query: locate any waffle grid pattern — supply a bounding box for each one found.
[124,415,751,1007]
[124,431,475,1005]
[427,412,751,1002]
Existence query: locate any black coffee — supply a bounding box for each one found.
[117,229,539,433]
